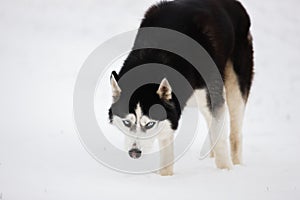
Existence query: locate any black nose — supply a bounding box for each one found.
[128,148,142,159]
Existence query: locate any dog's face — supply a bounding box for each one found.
[108,71,180,159]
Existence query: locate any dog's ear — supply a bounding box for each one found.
[157,78,172,100]
[110,71,121,102]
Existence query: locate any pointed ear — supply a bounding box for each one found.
[157,78,172,100]
[110,71,121,102]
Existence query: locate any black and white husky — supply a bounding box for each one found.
[108,0,253,176]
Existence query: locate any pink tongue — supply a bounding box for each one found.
[132,152,137,158]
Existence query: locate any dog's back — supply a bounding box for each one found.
[119,0,253,101]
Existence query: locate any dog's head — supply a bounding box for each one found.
[108,71,180,159]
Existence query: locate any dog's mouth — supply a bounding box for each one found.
[128,148,142,159]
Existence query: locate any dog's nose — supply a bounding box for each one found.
[128,148,142,159]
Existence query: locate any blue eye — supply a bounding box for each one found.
[145,121,156,129]
[122,120,131,127]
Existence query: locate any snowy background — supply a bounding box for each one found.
[1,0,300,199]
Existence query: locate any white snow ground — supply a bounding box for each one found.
[0,0,300,199]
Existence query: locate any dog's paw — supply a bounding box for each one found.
[231,154,243,165]
[159,166,173,176]
[215,158,233,170]
[160,170,173,176]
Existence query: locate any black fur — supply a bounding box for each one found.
[109,0,253,129]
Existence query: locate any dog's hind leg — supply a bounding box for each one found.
[225,60,246,165]
[211,102,233,169]
[204,87,233,169]
[227,31,254,164]
[196,88,233,169]
[194,89,214,158]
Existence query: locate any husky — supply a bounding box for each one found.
[108,0,253,176]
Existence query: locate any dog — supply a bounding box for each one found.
[108,0,253,176]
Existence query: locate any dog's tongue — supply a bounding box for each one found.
[131,152,137,159]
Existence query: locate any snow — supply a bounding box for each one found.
[0,0,300,199]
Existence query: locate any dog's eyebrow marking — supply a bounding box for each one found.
[140,115,149,127]
[135,103,143,124]
[127,114,136,123]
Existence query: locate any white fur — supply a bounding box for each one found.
[110,75,121,99]
[157,120,174,176]
[158,135,174,176]
[113,102,174,159]
[193,89,233,169]
[193,89,212,127]
[135,103,142,125]
[209,102,233,169]
[157,78,172,100]
[192,89,214,157]
[225,60,245,164]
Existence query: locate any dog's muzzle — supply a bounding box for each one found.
[128,148,142,159]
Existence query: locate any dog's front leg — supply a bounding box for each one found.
[158,133,174,176]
